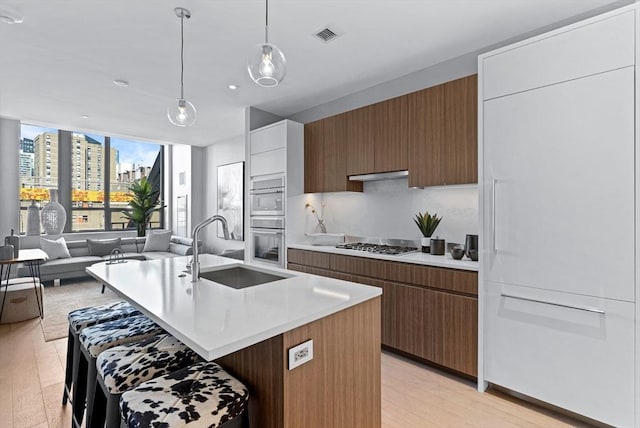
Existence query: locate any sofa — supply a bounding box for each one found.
[17,234,198,283]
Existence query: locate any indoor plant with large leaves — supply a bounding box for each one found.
[121,177,164,237]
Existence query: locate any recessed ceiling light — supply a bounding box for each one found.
[228,84,238,90]
[0,11,23,24]
[81,115,89,119]
[113,79,129,87]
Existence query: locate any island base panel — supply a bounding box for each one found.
[217,297,381,428]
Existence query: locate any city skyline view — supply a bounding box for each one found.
[21,124,160,168]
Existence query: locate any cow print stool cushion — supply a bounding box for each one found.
[79,315,164,358]
[68,301,141,333]
[120,361,249,428]
[97,334,203,394]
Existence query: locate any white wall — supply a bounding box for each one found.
[171,144,191,236]
[204,135,245,254]
[292,180,478,247]
[0,117,20,236]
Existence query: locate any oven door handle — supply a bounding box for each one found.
[252,230,283,235]
[250,188,285,195]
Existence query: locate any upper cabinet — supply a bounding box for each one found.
[443,75,477,186]
[345,107,374,176]
[408,75,477,187]
[303,74,477,192]
[372,95,408,173]
[304,117,363,194]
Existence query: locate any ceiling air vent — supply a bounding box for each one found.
[313,27,341,43]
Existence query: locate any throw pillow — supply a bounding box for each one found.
[40,237,71,261]
[143,230,172,252]
[87,237,122,257]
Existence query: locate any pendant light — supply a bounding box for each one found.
[167,7,196,127]
[247,0,286,87]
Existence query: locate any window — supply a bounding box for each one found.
[19,124,165,234]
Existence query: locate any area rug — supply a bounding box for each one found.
[41,280,121,342]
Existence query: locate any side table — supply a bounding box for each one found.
[0,249,48,322]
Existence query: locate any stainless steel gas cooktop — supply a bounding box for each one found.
[335,242,418,255]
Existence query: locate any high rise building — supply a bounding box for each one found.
[20,137,34,154]
[31,132,118,190]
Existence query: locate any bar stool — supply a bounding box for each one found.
[120,361,249,428]
[73,315,164,428]
[63,301,141,405]
[90,333,202,428]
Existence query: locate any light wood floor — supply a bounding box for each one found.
[0,318,595,428]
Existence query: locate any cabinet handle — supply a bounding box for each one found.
[501,293,605,314]
[492,178,497,253]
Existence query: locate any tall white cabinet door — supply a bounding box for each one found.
[483,67,635,302]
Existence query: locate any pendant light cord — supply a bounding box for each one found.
[180,11,185,99]
[264,0,269,44]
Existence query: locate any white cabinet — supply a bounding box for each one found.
[250,149,286,177]
[250,122,286,155]
[479,5,637,427]
[483,67,635,302]
[249,120,303,181]
[485,282,635,428]
[482,10,634,100]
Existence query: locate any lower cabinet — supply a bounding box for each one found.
[288,248,478,377]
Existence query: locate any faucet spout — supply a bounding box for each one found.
[191,215,230,282]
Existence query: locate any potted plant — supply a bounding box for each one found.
[413,210,442,253]
[121,177,164,237]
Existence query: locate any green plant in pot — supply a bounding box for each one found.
[413,210,442,253]
[121,177,165,237]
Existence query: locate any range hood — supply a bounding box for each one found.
[348,170,408,182]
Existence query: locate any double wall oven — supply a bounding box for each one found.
[249,176,285,267]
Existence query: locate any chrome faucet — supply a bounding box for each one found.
[191,215,230,282]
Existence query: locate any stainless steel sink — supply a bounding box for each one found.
[198,265,290,289]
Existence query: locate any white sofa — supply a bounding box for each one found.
[17,235,198,283]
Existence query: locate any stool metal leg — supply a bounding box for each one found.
[84,352,99,428]
[62,327,74,405]
[72,348,88,428]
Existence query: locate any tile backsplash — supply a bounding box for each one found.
[288,179,478,247]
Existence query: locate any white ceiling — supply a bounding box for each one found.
[0,0,626,147]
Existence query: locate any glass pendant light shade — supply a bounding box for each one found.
[168,7,196,127]
[248,43,286,87]
[167,98,196,127]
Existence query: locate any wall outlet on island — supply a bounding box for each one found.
[288,339,313,370]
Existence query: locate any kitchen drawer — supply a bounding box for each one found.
[250,122,286,154]
[250,148,286,177]
[482,9,634,100]
[287,249,331,270]
[485,282,634,427]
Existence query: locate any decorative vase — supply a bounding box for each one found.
[26,200,41,236]
[41,190,66,235]
[421,237,431,253]
[4,229,19,258]
[315,219,327,233]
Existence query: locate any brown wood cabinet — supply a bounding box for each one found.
[372,95,408,173]
[443,74,478,185]
[302,74,478,192]
[303,120,324,193]
[304,116,363,193]
[408,75,478,187]
[287,248,478,377]
[345,106,374,176]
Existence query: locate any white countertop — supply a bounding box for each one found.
[288,244,478,272]
[86,254,381,361]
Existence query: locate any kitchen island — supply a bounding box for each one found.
[87,254,382,428]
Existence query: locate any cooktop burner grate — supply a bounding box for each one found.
[335,242,418,255]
